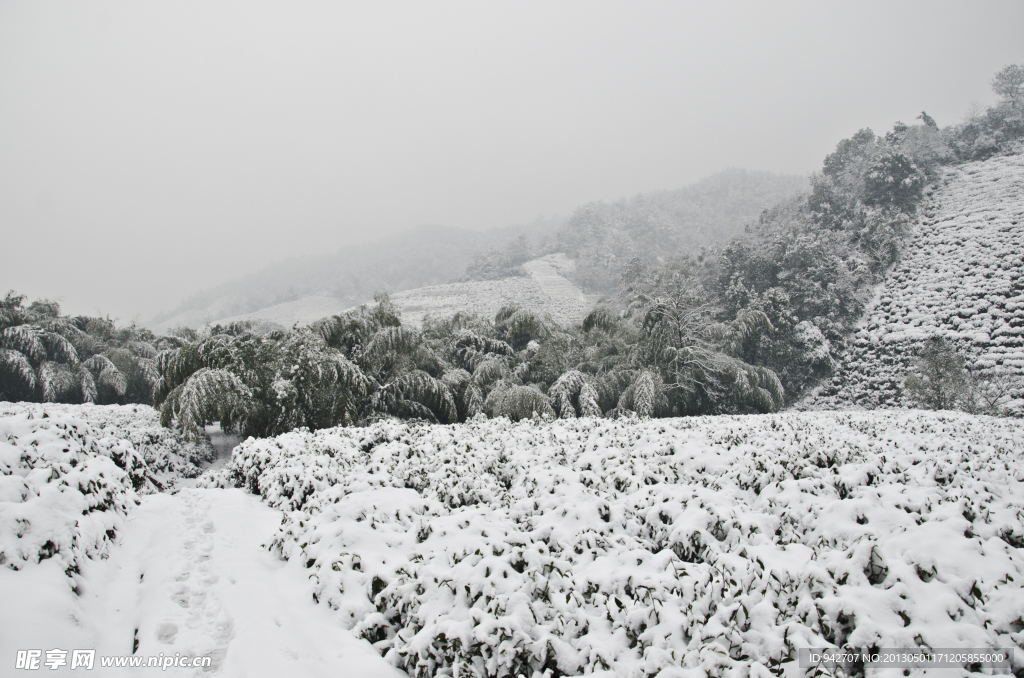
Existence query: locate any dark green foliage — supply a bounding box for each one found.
[0,291,162,406]
[494,305,550,351]
[700,111,958,402]
[464,235,534,280]
[483,382,554,421]
[548,370,602,419]
[901,338,1014,416]
[864,150,926,210]
[992,65,1024,109]
[948,63,1024,161]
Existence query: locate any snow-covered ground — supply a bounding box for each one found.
[0,405,401,677]
[814,149,1024,413]
[0,488,403,677]
[6,403,1024,676]
[208,411,1024,677]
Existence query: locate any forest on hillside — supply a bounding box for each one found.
[462,169,808,285]
[3,65,1022,436]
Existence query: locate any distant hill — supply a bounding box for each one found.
[553,169,809,293]
[203,253,598,331]
[151,169,806,332]
[150,219,561,332]
[808,148,1024,414]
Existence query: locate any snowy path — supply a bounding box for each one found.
[0,488,404,677]
[520,257,585,302]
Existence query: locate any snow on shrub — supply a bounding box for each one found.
[0,402,215,487]
[0,408,143,576]
[1,402,215,578]
[216,411,1024,677]
[814,151,1024,414]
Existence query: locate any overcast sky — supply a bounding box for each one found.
[1,1,1021,321]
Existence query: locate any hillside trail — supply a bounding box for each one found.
[0,431,403,678]
[520,255,586,302]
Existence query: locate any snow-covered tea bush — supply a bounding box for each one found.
[0,402,215,486]
[815,151,1024,414]
[215,411,1024,677]
[0,408,143,576]
[0,403,215,577]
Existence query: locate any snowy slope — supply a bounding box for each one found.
[813,150,1024,412]
[208,411,1024,677]
[395,253,595,328]
[205,295,351,331]
[205,253,597,330]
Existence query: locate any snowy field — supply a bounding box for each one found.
[815,149,1024,413]
[205,411,1024,677]
[0,404,400,676]
[4,404,1024,676]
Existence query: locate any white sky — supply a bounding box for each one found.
[1,0,1021,321]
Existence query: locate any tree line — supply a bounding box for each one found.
[2,65,1021,436]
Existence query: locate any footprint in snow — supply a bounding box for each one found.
[147,491,233,674]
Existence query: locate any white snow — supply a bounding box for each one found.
[0,402,215,487]
[210,411,1024,677]
[158,253,596,332]
[0,405,406,677]
[0,407,144,575]
[6,403,1024,677]
[390,253,594,328]
[0,488,403,677]
[209,295,351,330]
[813,150,1024,412]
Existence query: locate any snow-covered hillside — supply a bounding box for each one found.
[197,253,597,331]
[207,411,1024,677]
[394,253,596,328]
[204,295,350,331]
[813,150,1024,412]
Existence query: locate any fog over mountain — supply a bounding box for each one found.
[150,169,807,331]
[2,1,1022,320]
